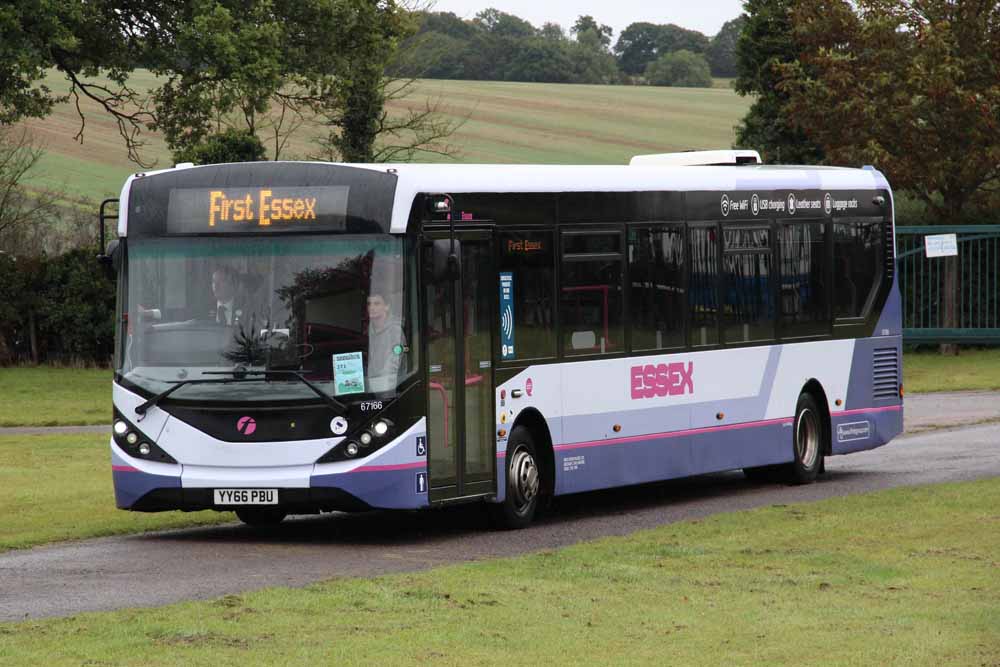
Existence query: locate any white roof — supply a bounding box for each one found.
[118,161,890,236]
[347,163,890,233]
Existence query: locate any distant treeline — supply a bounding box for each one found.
[389,10,744,87]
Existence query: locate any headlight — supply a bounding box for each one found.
[345,442,360,457]
[359,431,373,446]
[373,420,389,437]
[113,420,128,436]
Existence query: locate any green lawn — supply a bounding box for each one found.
[904,348,1000,393]
[0,433,231,551]
[0,366,111,426]
[1,478,997,666]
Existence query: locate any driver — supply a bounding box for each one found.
[366,289,406,385]
[210,266,244,326]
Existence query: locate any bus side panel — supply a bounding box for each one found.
[111,443,182,509]
[833,335,903,455]
[551,420,793,496]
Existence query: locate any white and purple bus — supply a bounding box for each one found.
[105,151,903,528]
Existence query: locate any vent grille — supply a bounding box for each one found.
[884,221,895,281]
[873,347,899,400]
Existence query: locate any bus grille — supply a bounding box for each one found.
[873,347,900,400]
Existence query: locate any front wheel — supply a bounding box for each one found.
[235,508,287,527]
[489,426,541,530]
[782,393,825,485]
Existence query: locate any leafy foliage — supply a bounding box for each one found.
[733,0,824,163]
[782,0,1000,218]
[644,51,714,88]
[707,16,746,78]
[172,129,266,166]
[614,23,710,77]
[0,249,114,364]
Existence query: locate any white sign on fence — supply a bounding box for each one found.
[925,233,958,258]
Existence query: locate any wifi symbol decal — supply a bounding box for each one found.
[502,305,513,338]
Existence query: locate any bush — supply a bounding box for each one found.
[644,50,714,88]
[172,129,266,166]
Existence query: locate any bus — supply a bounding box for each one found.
[103,152,903,529]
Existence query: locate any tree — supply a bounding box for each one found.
[572,16,613,50]
[781,0,1000,353]
[0,126,56,251]
[708,16,746,78]
[644,51,714,88]
[0,0,156,164]
[615,22,710,77]
[615,22,665,76]
[172,129,266,165]
[569,16,619,84]
[733,0,823,163]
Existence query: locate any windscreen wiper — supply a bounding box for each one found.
[202,369,348,414]
[134,377,256,416]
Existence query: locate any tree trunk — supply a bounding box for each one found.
[28,309,38,364]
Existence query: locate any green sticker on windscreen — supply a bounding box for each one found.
[333,351,365,396]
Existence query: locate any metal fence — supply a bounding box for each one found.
[897,225,1000,344]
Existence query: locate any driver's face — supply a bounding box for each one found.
[367,295,389,324]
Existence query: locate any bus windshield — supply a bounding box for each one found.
[119,234,415,404]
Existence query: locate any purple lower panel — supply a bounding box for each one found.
[311,465,430,510]
[113,467,181,509]
[831,406,903,455]
[553,421,794,496]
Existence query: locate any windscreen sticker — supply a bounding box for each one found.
[333,351,366,396]
[499,272,515,360]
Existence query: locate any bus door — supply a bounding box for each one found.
[422,229,496,501]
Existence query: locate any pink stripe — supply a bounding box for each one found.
[496,450,507,458]
[352,462,426,473]
[554,416,794,452]
[112,465,139,473]
[839,405,902,416]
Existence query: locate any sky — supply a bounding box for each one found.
[425,0,746,39]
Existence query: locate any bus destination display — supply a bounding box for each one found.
[166,186,349,233]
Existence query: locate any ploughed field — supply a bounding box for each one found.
[20,72,751,203]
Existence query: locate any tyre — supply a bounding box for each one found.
[235,508,287,527]
[782,392,825,485]
[489,426,541,530]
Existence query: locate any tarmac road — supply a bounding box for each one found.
[1,399,999,621]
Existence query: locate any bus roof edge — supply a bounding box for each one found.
[629,150,762,167]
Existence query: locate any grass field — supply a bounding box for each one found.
[1,478,997,665]
[0,366,110,427]
[19,72,751,203]
[0,433,231,551]
[903,348,1000,393]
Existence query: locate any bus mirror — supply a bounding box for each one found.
[100,239,121,280]
[432,239,461,281]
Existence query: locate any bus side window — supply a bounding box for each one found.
[497,230,556,361]
[722,226,774,344]
[560,229,624,356]
[688,225,719,347]
[833,220,884,319]
[779,222,830,337]
[628,224,685,352]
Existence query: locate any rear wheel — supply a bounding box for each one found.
[489,426,541,530]
[782,393,825,485]
[235,508,287,527]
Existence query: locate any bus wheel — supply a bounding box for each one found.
[490,426,540,530]
[235,508,287,527]
[784,393,824,485]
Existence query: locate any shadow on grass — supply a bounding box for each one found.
[140,468,875,550]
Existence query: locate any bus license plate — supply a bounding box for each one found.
[213,489,278,505]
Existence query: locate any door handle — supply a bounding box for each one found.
[511,389,523,398]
